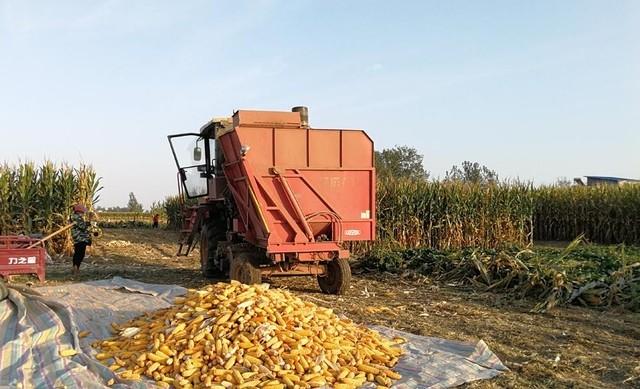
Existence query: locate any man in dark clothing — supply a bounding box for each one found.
[71,204,90,277]
[152,214,160,229]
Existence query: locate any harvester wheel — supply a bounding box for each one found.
[317,258,351,295]
[229,253,262,285]
[200,224,222,278]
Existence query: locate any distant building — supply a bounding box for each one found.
[574,176,640,186]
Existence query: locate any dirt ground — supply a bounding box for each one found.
[34,229,640,388]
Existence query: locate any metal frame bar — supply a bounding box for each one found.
[251,174,307,242]
[260,262,327,277]
[273,171,315,242]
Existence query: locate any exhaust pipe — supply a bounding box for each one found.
[292,106,309,128]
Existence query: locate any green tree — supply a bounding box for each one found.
[445,161,498,184]
[375,146,428,180]
[127,192,143,212]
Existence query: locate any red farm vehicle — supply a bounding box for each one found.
[167,107,375,294]
[0,236,47,282]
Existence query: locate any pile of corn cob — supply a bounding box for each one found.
[93,281,404,389]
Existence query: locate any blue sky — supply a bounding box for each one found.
[1,0,638,208]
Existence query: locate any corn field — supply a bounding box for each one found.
[373,179,640,250]
[163,195,197,230]
[105,195,195,231]
[97,212,165,228]
[375,178,535,250]
[0,162,102,253]
[368,179,640,311]
[1,162,638,254]
[534,184,640,244]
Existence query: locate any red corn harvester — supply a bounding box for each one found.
[0,236,46,282]
[168,106,375,294]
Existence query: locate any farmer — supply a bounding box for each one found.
[152,214,160,229]
[70,204,91,277]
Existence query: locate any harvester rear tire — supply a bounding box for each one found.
[229,253,262,285]
[318,258,351,295]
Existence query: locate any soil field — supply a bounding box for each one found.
[28,229,640,388]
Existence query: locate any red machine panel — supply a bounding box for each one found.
[0,236,46,282]
[218,110,375,258]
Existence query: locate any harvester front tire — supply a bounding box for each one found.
[200,224,221,278]
[318,258,351,295]
[229,253,261,285]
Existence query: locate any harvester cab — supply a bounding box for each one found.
[167,134,214,199]
[167,107,375,294]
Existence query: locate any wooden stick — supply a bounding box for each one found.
[27,223,75,248]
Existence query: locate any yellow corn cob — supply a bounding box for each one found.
[108,364,121,372]
[357,364,380,375]
[159,345,174,356]
[232,369,244,384]
[147,352,168,363]
[281,376,295,388]
[59,349,77,357]
[237,379,261,388]
[78,330,91,338]
[94,282,404,388]
[182,367,198,378]
[384,370,402,380]
[95,352,111,361]
[147,362,161,374]
[341,377,366,386]
[375,375,392,386]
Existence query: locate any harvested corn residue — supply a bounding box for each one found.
[94,281,405,388]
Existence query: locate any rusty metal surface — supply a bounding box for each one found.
[232,110,301,128]
[260,262,327,277]
[218,110,375,261]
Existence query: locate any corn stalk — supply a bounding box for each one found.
[0,162,101,254]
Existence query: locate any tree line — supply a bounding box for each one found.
[375,145,498,184]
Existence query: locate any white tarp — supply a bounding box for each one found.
[0,277,507,388]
